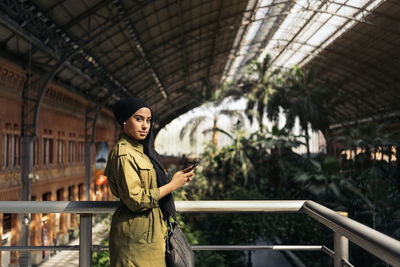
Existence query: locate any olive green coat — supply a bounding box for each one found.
[105,134,167,267]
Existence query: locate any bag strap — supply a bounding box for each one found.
[167,217,172,229]
[167,216,175,227]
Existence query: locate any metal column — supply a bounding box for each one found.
[82,143,93,267]
[84,142,93,201]
[79,214,92,267]
[19,135,34,266]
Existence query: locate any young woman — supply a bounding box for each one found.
[105,97,195,267]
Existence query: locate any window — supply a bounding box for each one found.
[33,139,38,166]
[13,134,20,167]
[68,141,75,163]
[3,133,11,167]
[57,188,64,201]
[56,140,65,164]
[42,138,53,165]
[2,124,20,168]
[42,192,51,201]
[78,183,84,200]
[77,142,85,162]
[3,214,11,233]
[42,192,52,216]
[68,185,75,200]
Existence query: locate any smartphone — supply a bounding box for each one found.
[183,161,200,173]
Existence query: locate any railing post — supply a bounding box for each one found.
[79,214,92,267]
[334,212,349,267]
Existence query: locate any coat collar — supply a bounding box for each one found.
[120,133,144,154]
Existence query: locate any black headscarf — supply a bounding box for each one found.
[113,97,177,219]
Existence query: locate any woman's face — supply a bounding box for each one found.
[123,107,152,141]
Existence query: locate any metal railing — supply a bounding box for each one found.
[0,200,399,267]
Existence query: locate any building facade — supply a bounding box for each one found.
[0,57,117,266]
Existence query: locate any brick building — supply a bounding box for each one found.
[0,57,117,266]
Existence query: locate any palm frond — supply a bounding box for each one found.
[179,115,207,140]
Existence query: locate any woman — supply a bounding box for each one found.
[105,97,195,267]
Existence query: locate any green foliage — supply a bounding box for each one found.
[177,115,400,266]
[174,55,399,266]
[92,214,111,267]
[294,157,343,198]
[235,54,343,157]
[92,241,110,267]
[240,55,282,130]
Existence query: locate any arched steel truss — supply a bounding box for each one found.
[1,1,400,265]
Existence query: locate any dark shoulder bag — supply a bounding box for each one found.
[165,218,195,267]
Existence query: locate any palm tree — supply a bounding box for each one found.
[235,54,341,157]
[232,55,282,132]
[179,103,245,150]
[267,65,341,157]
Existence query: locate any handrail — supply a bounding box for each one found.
[0,200,305,213]
[0,200,399,267]
[301,201,400,267]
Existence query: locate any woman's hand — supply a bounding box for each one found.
[159,168,195,199]
[170,168,195,189]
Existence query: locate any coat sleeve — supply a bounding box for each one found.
[115,155,160,212]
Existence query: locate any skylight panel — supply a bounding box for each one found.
[285,52,308,67]
[307,24,338,46]
[327,3,344,12]
[329,16,348,27]
[224,0,385,82]
[297,19,324,43]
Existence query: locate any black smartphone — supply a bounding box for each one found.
[183,161,200,173]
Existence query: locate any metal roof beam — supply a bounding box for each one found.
[137,50,232,100]
[113,0,169,100]
[228,0,294,80]
[106,9,247,87]
[176,0,190,90]
[205,0,224,80]
[136,8,248,53]
[222,0,259,81]
[299,5,400,67]
[254,3,373,25]
[0,3,99,92]
[268,0,329,67]
[60,0,114,30]
[0,12,59,59]
[20,1,134,94]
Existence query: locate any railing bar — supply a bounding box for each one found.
[321,245,334,257]
[301,201,400,266]
[176,200,305,213]
[342,258,355,267]
[0,245,108,251]
[0,200,306,214]
[0,201,120,214]
[0,200,398,266]
[0,246,80,251]
[0,245,326,251]
[191,245,325,251]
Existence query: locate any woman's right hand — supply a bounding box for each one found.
[159,167,195,199]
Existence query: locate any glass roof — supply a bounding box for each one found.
[225,0,385,80]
